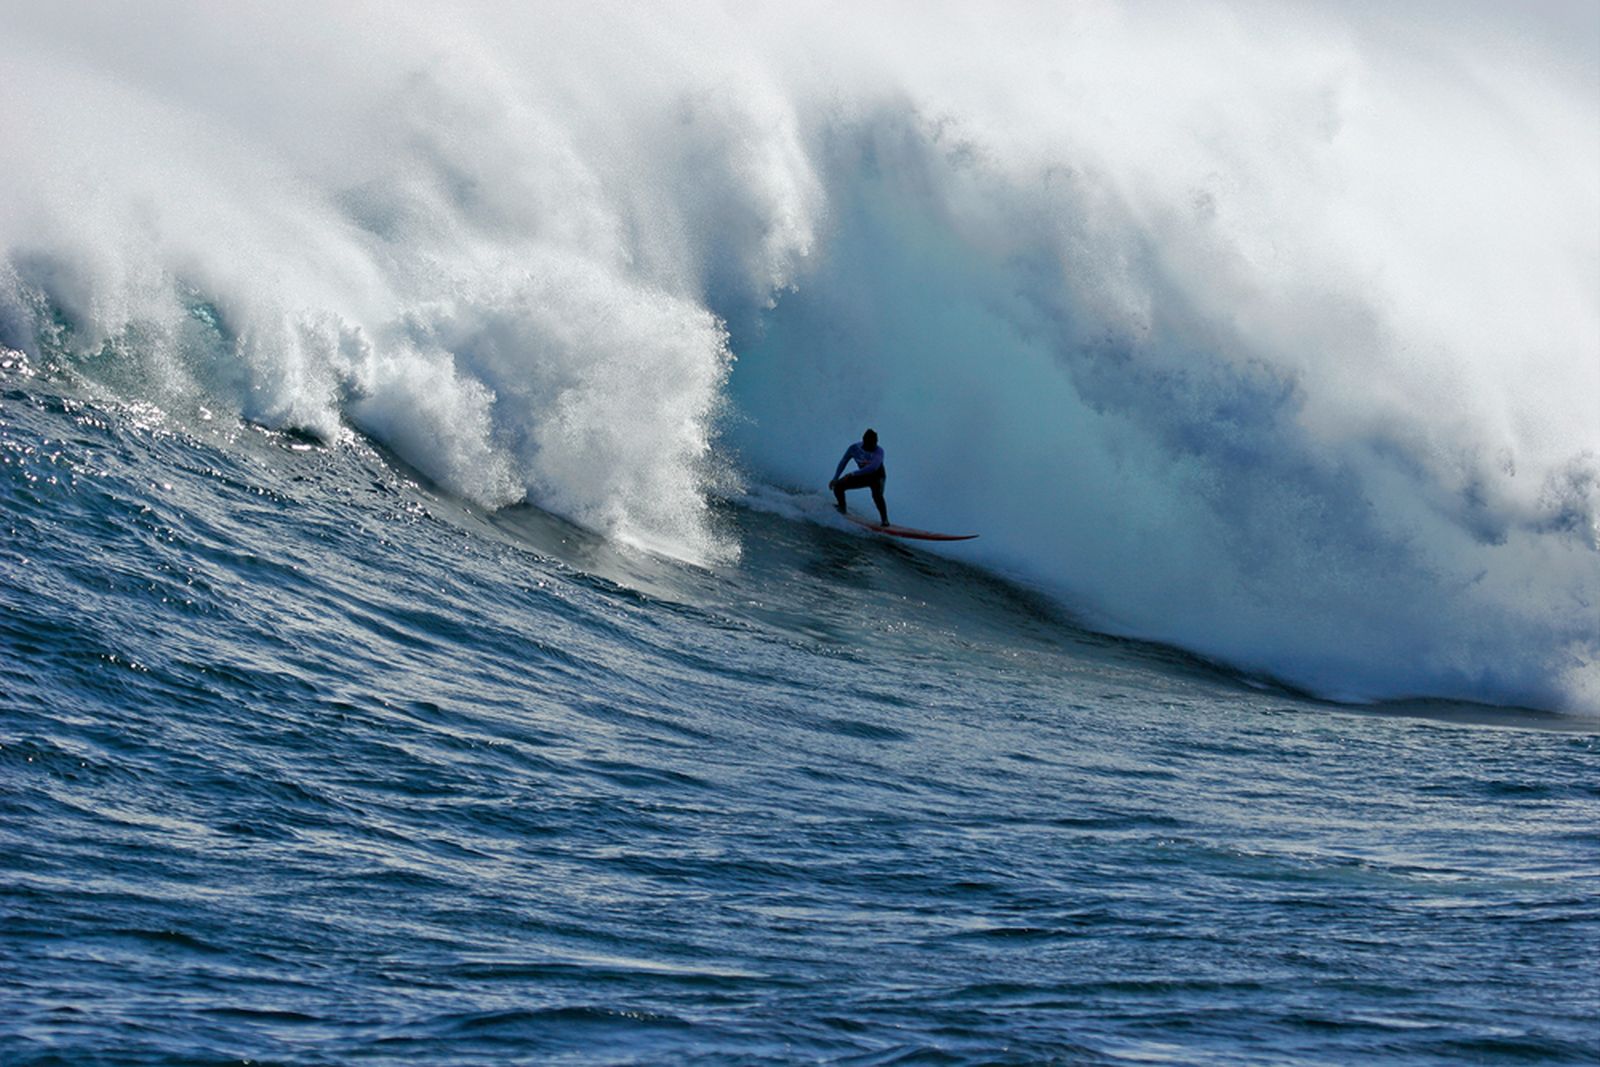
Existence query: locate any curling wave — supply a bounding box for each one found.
[1,1,1595,711]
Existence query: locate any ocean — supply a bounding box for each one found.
[3,3,1598,1064]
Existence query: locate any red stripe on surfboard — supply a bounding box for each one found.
[842,512,978,541]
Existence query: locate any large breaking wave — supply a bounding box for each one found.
[2,1,1596,712]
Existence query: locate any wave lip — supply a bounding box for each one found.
[2,1,1596,710]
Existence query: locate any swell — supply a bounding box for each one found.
[1,1,1595,712]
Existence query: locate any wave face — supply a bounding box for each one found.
[2,2,1596,712]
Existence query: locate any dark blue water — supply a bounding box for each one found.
[4,373,1598,1065]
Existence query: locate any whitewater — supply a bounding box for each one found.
[3,1,1596,711]
[3,2,1598,1063]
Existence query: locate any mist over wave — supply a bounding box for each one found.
[2,1,1596,712]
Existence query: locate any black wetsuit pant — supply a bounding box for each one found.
[833,469,887,525]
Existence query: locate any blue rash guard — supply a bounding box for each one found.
[834,443,885,481]
[832,440,888,524]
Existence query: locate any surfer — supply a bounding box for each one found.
[830,428,888,526]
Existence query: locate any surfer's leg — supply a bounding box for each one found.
[834,470,875,515]
[870,474,888,526]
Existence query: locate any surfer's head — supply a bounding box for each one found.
[862,429,878,449]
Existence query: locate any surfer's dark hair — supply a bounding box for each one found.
[862,428,878,446]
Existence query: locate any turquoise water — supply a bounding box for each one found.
[4,4,1598,1061]
[4,378,1596,1064]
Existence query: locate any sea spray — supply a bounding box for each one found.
[1,1,1594,710]
[0,2,811,560]
[725,3,1600,712]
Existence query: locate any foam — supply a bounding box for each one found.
[1,1,1595,709]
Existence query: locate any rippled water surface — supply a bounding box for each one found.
[3,382,1597,1065]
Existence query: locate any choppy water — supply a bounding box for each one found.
[4,3,1599,1062]
[4,375,1597,1065]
